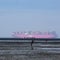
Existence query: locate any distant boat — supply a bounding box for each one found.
[12,31,57,38]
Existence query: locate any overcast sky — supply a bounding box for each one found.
[0,0,60,37]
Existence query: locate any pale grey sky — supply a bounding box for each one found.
[0,0,60,37]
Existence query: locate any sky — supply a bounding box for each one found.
[0,0,60,37]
